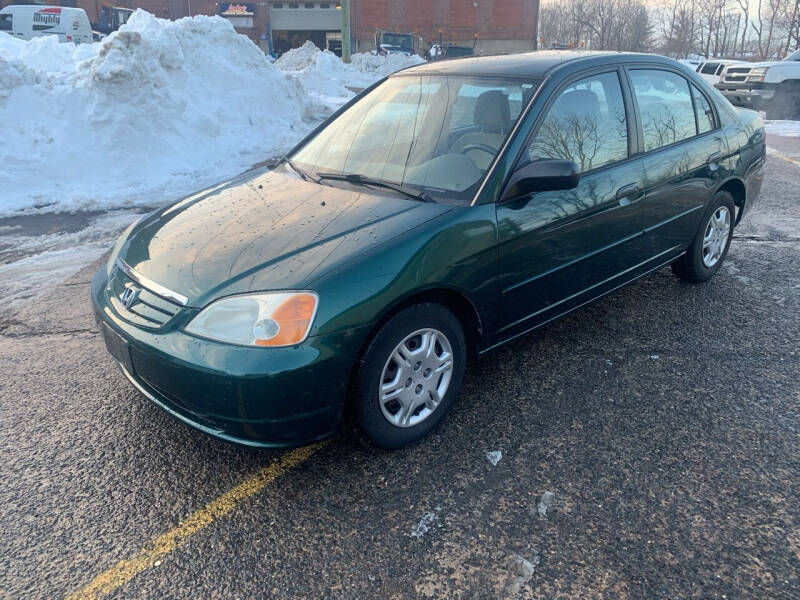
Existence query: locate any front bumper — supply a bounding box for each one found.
[92,268,368,448]
[715,82,777,109]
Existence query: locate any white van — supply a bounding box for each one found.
[0,5,92,44]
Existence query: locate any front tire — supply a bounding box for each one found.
[672,191,735,282]
[355,303,466,449]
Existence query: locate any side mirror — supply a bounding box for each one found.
[501,159,580,202]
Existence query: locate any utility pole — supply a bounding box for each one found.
[341,0,351,63]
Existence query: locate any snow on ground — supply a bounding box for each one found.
[0,12,423,217]
[0,13,422,311]
[764,120,800,138]
[0,209,144,317]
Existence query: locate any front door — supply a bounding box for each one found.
[496,70,648,340]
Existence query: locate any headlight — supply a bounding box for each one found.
[106,217,143,276]
[747,67,768,82]
[185,292,319,347]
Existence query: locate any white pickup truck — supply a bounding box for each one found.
[715,49,800,119]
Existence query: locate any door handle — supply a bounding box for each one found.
[708,151,723,171]
[616,183,641,207]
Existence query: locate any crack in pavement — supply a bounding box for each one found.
[733,235,800,243]
[0,317,98,339]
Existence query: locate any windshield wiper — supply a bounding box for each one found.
[316,172,435,203]
[282,157,318,183]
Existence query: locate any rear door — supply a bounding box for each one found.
[626,68,728,260]
[495,68,649,339]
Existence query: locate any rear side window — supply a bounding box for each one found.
[630,70,696,152]
[0,14,12,31]
[692,85,716,134]
[526,71,628,173]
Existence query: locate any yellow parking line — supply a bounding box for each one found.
[67,441,328,600]
[769,147,800,168]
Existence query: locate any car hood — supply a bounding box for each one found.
[730,60,786,69]
[117,169,452,307]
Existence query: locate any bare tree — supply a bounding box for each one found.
[540,0,796,60]
[736,0,751,56]
[753,0,782,58]
[538,0,653,51]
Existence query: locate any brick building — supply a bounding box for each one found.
[1,0,540,56]
[353,0,539,55]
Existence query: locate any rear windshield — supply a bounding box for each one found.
[0,14,12,31]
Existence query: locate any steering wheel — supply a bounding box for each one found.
[458,143,497,159]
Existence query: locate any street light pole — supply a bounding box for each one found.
[341,0,351,63]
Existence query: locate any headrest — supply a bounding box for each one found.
[474,90,511,132]
[553,89,600,119]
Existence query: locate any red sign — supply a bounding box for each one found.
[219,3,254,16]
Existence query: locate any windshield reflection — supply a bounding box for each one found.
[292,75,538,203]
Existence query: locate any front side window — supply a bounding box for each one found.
[630,70,697,152]
[292,75,537,202]
[525,71,628,173]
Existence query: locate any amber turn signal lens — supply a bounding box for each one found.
[255,293,317,346]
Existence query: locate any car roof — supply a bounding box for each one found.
[396,50,678,79]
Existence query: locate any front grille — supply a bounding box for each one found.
[107,270,182,328]
[723,67,751,83]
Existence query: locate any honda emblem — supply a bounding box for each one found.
[120,286,140,309]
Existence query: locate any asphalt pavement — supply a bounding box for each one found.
[1,155,798,599]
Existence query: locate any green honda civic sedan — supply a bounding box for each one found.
[93,51,765,449]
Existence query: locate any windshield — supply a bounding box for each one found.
[291,75,538,203]
[785,49,800,61]
[381,33,412,49]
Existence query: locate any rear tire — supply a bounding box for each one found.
[354,303,466,449]
[672,191,735,282]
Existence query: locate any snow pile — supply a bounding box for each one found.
[0,13,424,216]
[274,40,321,71]
[765,120,800,138]
[0,11,309,215]
[276,40,423,85]
[276,41,423,118]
